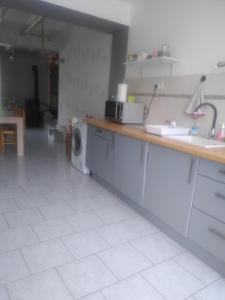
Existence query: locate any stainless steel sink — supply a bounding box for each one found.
[169,135,225,148]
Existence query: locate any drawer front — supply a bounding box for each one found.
[194,175,225,223]
[189,209,225,263]
[89,126,113,141]
[199,159,225,184]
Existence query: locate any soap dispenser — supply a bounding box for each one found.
[216,123,225,141]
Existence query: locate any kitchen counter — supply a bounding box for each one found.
[86,118,225,165]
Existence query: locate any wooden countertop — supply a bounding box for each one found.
[86,118,225,165]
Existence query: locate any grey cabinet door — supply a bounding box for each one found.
[114,133,147,204]
[189,208,225,263]
[143,144,197,236]
[86,126,114,184]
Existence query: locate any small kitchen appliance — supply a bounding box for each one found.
[105,100,144,124]
[71,117,90,174]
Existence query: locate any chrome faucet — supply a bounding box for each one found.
[194,103,218,139]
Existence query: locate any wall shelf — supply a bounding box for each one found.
[124,56,182,77]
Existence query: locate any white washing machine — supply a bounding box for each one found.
[71,118,90,174]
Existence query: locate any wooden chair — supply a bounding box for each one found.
[0,107,25,154]
[0,131,2,153]
[15,108,26,136]
[0,129,17,154]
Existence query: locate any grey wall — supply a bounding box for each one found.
[57,26,112,126]
[108,27,129,99]
[0,48,49,106]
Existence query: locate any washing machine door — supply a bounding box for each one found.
[72,127,82,157]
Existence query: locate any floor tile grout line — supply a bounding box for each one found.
[18,248,32,276]
[96,248,157,282]
[5,265,76,288]
[1,212,10,228]
[59,236,78,260]
[96,253,121,282]
[62,215,79,231]
[99,290,108,300]
[89,208,108,225]
[186,277,223,299]
[92,228,113,249]
[101,272,168,300]
[2,208,46,228]
[127,241,154,265]
[5,283,13,300]
[131,237,186,266]
[139,272,167,300]
[0,204,22,216]
[173,256,221,286]
[0,230,40,255]
[139,255,223,300]
[139,248,188,270]
[3,266,32,288]
[35,206,49,221]
[54,267,79,300]
[28,224,42,243]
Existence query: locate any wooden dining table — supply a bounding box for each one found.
[0,115,24,156]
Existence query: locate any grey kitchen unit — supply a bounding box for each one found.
[143,144,197,236]
[86,124,225,276]
[189,158,225,264]
[114,133,147,204]
[86,126,114,185]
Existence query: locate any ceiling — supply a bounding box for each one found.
[114,0,137,3]
[0,6,73,46]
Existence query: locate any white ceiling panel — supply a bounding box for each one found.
[0,7,70,40]
[1,8,31,26]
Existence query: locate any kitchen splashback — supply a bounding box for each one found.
[126,73,225,137]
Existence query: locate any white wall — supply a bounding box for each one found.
[58,26,112,126]
[124,0,225,137]
[127,0,225,77]
[40,0,131,25]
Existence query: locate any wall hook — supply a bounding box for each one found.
[200,75,206,82]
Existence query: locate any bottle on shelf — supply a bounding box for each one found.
[191,115,199,136]
[216,123,225,141]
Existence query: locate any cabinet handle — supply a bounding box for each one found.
[115,102,118,120]
[111,135,115,150]
[106,143,110,159]
[188,157,195,184]
[215,193,225,201]
[140,143,144,164]
[208,227,225,242]
[96,128,103,134]
[219,170,225,176]
[146,151,150,166]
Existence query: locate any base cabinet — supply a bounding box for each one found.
[189,158,225,263]
[86,126,114,185]
[189,208,225,263]
[114,134,147,204]
[86,124,225,276]
[143,144,197,236]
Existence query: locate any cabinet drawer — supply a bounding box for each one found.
[198,159,225,184]
[194,176,225,223]
[189,209,225,263]
[89,126,113,141]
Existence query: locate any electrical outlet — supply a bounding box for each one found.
[156,82,164,91]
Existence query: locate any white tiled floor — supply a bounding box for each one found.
[0,129,224,300]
